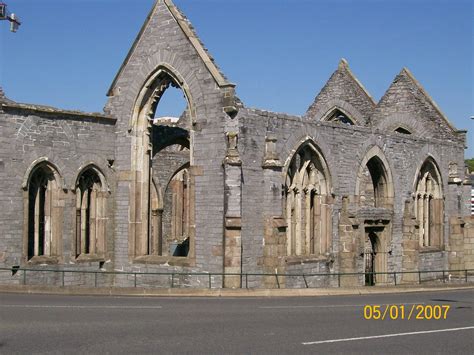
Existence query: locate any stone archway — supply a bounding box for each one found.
[363,223,390,285]
[129,65,195,261]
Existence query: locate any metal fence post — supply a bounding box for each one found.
[338,273,341,288]
[171,273,175,288]
[393,272,397,286]
[94,272,98,288]
[208,274,212,289]
[418,271,421,284]
[442,270,445,283]
[275,274,280,289]
[134,273,137,288]
[245,273,248,289]
[465,269,468,283]
[62,271,65,287]
[302,274,308,288]
[23,269,26,285]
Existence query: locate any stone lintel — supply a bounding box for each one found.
[223,156,242,166]
[262,160,282,169]
[271,216,287,228]
[225,216,242,229]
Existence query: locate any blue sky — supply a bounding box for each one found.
[1,0,472,156]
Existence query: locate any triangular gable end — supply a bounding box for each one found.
[372,68,458,136]
[305,59,376,125]
[401,68,457,132]
[107,0,234,98]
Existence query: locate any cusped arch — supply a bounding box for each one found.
[283,138,332,194]
[283,138,333,257]
[412,155,444,248]
[355,145,394,205]
[130,63,194,131]
[412,156,443,198]
[73,163,109,192]
[22,157,65,190]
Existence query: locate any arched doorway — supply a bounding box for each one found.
[364,232,379,286]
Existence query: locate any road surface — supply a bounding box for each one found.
[0,289,472,354]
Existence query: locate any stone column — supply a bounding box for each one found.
[463,217,474,271]
[261,135,286,288]
[401,200,419,283]
[262,217,287,288]
[448,216,465,276]
[223,132,242,288]
[338,196,360,286]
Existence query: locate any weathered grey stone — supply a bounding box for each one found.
[0,0,471,289]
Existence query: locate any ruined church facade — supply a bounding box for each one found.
[0,0,472,288]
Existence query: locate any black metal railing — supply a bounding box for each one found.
[0,267,472,289]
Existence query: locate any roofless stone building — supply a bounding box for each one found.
[0,0,472,288]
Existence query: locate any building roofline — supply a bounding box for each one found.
[1,102,116,123]
[400,67,457,132]
[338,58,376,106]
[107,0,234,97]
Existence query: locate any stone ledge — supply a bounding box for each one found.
[74,255,106,263]
[27,256,60,265]
[0,284,472,298]
[285,255,328,265]
[133,255,195,267]
[419,247,444,254]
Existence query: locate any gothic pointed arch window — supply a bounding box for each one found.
[357,148,394,209]
[324,108,355,125]
[26,162,62,261]
[75,167,107,258]
[285,142,332,256]
[130,65,194,261]
[166,165,191,256]
[414,159,443,248]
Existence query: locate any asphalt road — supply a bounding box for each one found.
[0,289,472,354]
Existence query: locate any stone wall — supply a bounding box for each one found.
[0,0,471,289]
[236,102,468,284]
[0,104,116,270]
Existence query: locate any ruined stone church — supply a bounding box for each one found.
[0,0,472,288]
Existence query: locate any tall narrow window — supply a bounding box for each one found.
[414,159,443,247]
[27,164,60,260]
[166,166,190,257]
[360,156,390,208]
[285,142,331,257]
[130,67,193,260]
[75,168,106,258]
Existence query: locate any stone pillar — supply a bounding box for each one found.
[401,200,419,283]
[262,134,283,220]
[448,216,465,276]
[223,132,242,288]
[260,135,285,288]
[463,217,474,271]
[262,217,287,288]
[338,196,359,286]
